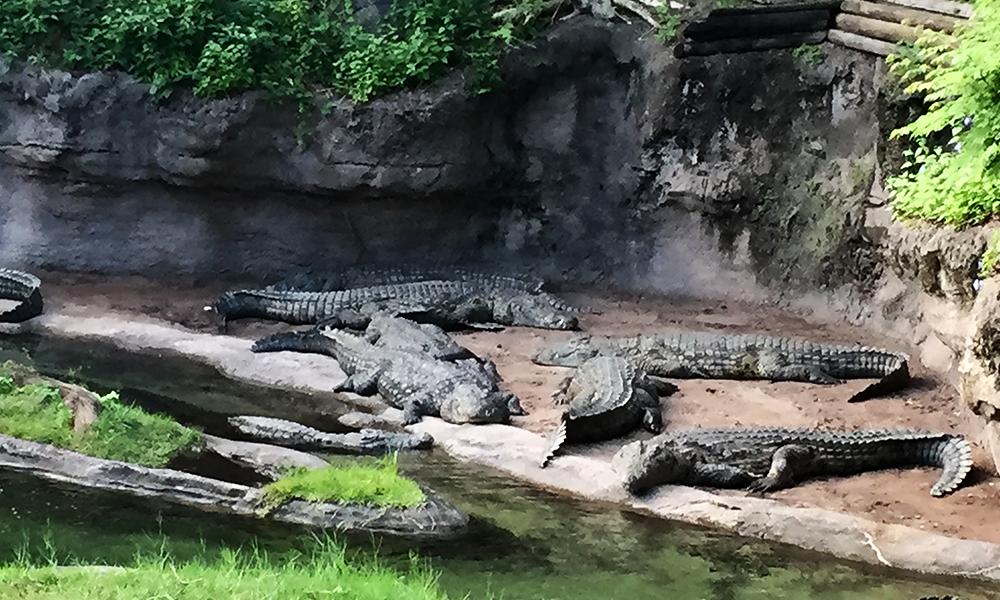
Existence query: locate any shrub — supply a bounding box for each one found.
[886,1,1000,226]
[0,0,498,102]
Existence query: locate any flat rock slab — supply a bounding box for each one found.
[24,311,352,394]
[0,433,468,539]
[202,434,330,479]
[409,418,1000,581]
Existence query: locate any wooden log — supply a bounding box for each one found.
[881,0,972,19]
[828,28,901,56]
[841,0,961,32]
[684,9,834,42]
[710,1,840,16]
[834,13,923,43]
[675,30,826,58]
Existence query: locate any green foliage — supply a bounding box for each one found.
[886,2,1000,226]
[791,43,824,66]
[491,0,564,49]
[654,5,683,44]
[0,377,75,448]
[261,454,425,509]
[0,0,499,102]
[76,392,202,467]
[0,364,200,467]
[980,229,1000,278]
[0,537,449,600]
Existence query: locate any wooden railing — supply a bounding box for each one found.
[830,0,970,55]
[671,0,972,58]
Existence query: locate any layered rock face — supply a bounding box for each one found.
[0,19,882,290]
[2,16,1000,468]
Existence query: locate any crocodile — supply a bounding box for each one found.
[540,356,674,468]
[533,332,909,402]
[0,269,42,323]
[611,427,972,497]
[216,279,578,330]
[267,265,545,294]
[253,315,477,363]
[252,326,525,425]
[227,415,433,454]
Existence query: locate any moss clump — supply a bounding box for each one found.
[261,455,425,509]
[0,363,201,467]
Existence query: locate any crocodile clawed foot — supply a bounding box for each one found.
[746,479,773,494]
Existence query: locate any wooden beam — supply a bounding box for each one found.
[841,0,961,32]
[675,30,827,58]
[880,0,972,19]
[710,1,840,16]
[684,9,834,42]
[834,13,923,42]
[828,28,901,56]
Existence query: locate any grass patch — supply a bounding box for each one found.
[261,455,425,510]
[0,537,449,600]
[0,363,200,468]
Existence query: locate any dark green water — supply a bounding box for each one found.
[0,334,997,600]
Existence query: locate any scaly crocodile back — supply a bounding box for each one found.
[0,269,42,323]
[268,265,546,294]
[533,332,910,401]
[540,357,655,468]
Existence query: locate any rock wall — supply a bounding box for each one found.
[0,19,882,290]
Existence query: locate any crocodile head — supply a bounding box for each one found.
[491,291,578,330]
[439,385,516,424]
[531,334,600,367]
[612,439,694,495]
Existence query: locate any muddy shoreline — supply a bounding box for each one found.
[12,272,1000,581]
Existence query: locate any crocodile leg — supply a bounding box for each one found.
[690,462,759,488]
[767,365,843,385]
[747,444,818,492]
[551,375,575,405]
[635,388,663,433]
[640,357,710,378]
[645,375,679,396]
[403,399,428,425]
[336,369,380,395]
[504,393,528,416]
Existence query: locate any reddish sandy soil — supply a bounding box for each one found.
[37,272,1000,545]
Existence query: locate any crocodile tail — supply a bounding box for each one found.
[539,419,568,468]
[847,361,910,402]
[930,435,974,497]
[215,291,261,321]
[251,330,325,353]
[0,269,42,323]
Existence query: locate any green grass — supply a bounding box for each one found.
[0,363,201,467]
[261,455,426,510]
[0,537,450,600]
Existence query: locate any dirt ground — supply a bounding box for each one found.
[37,271,1000,545]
